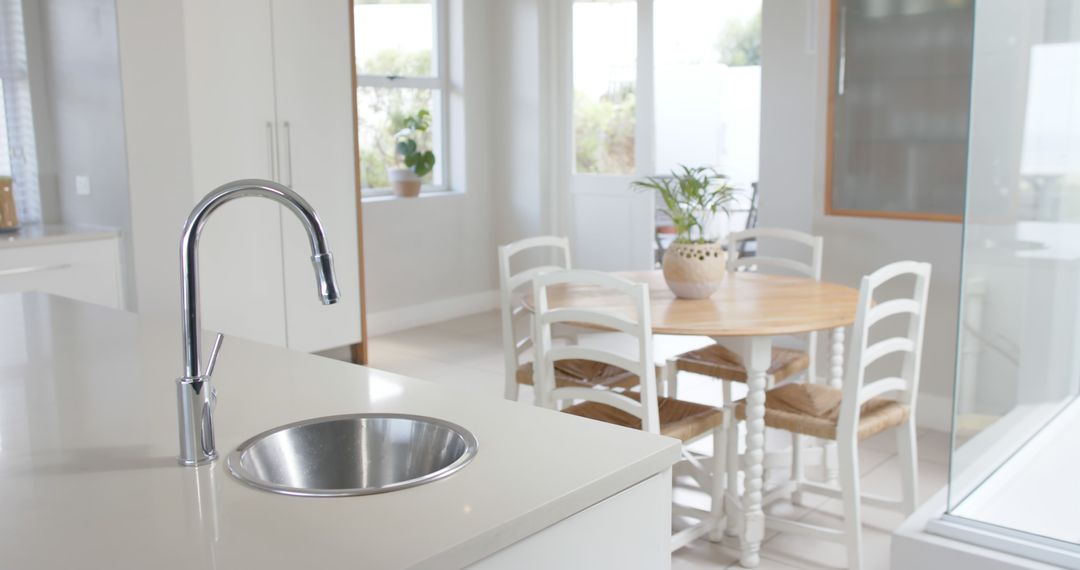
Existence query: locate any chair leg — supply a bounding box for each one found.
[662,358,679,398]
[839,439,864,570]
[896,419,919,514]
[709,424,726,542]
[504,378,520,401]
[725,414,740,537]
[825,439,839,485]
[791,433,805,506]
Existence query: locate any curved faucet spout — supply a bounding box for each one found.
[177,179,340,466]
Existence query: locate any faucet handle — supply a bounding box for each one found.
[205,333,224,379]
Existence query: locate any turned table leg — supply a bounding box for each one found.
[739,336,771,568]
[825,326,845,485]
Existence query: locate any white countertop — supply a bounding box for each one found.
[0,223,119,249]
[0,293,680,569]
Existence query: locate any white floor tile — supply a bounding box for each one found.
[915,429,950,465]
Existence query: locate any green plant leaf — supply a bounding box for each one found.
[629,164,734,243]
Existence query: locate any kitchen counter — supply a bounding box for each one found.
[0,223,119,249]
[0,293,680,569]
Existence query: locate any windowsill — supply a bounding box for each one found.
[361,186,464,204]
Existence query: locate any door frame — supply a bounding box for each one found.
[550,0,657,270]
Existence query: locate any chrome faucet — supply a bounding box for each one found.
[176,179,340,466]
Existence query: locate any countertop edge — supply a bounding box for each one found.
[413,440,682,570]
[0,224,120,249]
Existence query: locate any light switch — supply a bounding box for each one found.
[75,176,91,196]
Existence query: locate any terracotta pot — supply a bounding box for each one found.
[661,241,726,299]
[388,168,421,198]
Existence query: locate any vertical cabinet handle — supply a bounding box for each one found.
[837,5,848,96]
[266,121,278,182]
[283,121,294,188]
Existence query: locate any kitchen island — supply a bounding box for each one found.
[0,293,680,569]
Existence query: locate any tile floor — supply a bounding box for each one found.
[364,310,949,570]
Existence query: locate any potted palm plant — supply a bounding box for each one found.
[632,166,735,299]
[388,110,436,198]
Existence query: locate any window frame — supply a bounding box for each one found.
[355,0,451,200]
[0,0,41,222]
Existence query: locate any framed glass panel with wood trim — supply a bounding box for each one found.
[824,0,973,222]
[353,0,448,200]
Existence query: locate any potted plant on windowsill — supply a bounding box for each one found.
[388,109,436,198]
[632,166,735,299]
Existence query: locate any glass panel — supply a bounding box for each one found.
[947,0,1080,549]
[354,0,435,78]
[654,0,761,187]
[356,86,441,188]
[572,0,636,175]
[829,0,973,217]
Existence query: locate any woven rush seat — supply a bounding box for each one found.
[672,343,810,383]
[734,382,909,441]
[516,359,640,390]
[562,392,724,442]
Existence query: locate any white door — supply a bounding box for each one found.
[271,0,363,352]
[182,0,288,346]
[563,0,655,271]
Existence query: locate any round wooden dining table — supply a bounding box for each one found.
[524,269,859,567]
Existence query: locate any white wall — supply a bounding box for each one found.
[758,0,962,428]
[488,0,549,246]
[35,0,136,310]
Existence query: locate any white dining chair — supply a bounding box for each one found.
[728,260,931,569]
[662,227,824,400]
[498,236,638,401]
[531,268,727,550]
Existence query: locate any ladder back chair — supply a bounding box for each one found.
[531,269,727,550]
[498,236,637,401]
[729,260,931,569]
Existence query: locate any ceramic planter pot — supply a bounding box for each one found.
[661,241,726,299]
[388,167,421,198]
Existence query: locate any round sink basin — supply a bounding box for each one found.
[226,413,478,497]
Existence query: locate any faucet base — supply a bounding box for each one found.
[178,451,218,466]
[178,452,218,467]
[177,377,217,467]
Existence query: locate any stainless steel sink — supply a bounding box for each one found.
[225,413,478,497]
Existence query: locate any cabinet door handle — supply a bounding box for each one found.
[283,121,294,188]
[266,121,278,182]
[0,263,72,277]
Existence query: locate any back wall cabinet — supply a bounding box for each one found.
[183,0,366,359]
[825,0,974,222]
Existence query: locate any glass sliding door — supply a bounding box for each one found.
[939,0,1080,563]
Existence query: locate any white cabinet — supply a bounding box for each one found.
[468,472,672,570]
[271,0,363,352]
[0,228,123,310]
[182,0,363,353]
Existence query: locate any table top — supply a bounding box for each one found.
[525,270,860,337]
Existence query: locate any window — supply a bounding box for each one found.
[0,0,40,222]
[654,0,761,188]
[572,0,638,175]
[354,0,448,197]
[569,0,762,184]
